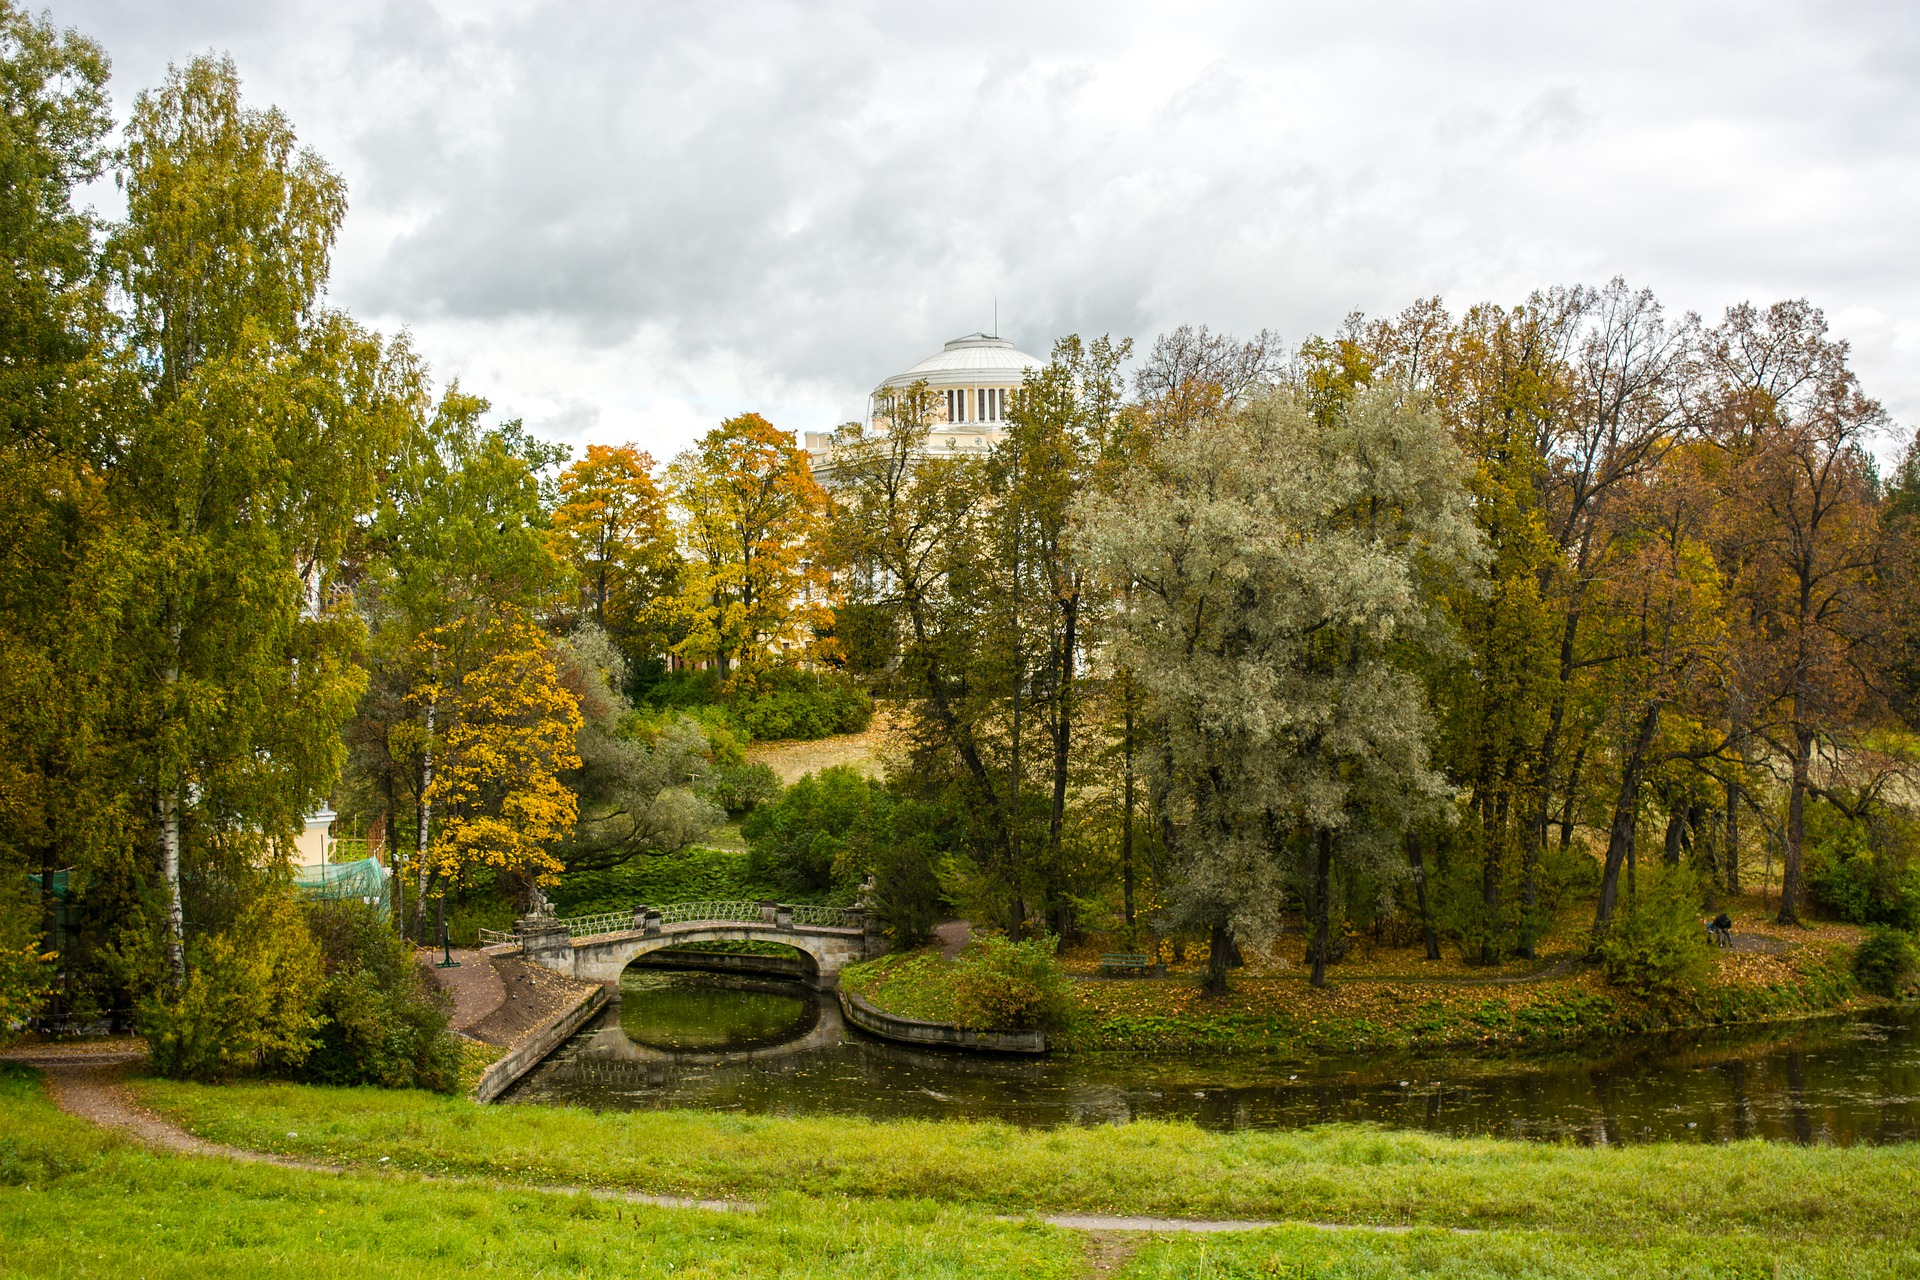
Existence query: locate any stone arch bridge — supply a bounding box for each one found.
[495,900,883,989]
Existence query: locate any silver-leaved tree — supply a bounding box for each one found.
[1077,382,1482,990]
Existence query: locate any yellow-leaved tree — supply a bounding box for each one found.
[667,413,831,678]
[417,609,583,915]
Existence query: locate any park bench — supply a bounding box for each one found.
[1099,953,1156,977]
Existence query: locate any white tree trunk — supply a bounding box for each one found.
[416,690,434,938]
[160,653,185,981]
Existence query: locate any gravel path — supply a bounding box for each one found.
[420,948,506,1033]
[934,918,972,959]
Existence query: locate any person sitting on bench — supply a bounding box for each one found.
[1707,912,1733,947]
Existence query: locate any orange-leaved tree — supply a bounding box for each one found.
[549,443,679,648]
[417,608,583,914]
[666,412,831,678]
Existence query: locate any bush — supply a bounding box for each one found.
[142,892,322,1081]
[1804,806,1920,929]
[729,672,873,741]
[700,762,781,816]
[950,933,1072,1032]
[1595,865,1711,1000]
[870,834,943,948]
[303,899,460,1091]
[0,884,55,1043]
[1852,927,1916,998]
[743,765,892,896]
[554,847,776,915]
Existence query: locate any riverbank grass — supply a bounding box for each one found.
[131,1076,1920,1242]
[9,1066,1919,1277]
[0,1065,1079,1279]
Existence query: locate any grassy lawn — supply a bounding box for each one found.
[132,1077,1920,1241]
[1117,1225,1920,1278]
[0,1065,1079,1279]
[6,1065,1917,1276]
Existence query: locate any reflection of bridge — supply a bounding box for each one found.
[497,900,882,989]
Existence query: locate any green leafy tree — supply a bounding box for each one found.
[106,56,417,977]
[1078,383,1481,990]
[743,764,892,895]
[0,4,130,1003]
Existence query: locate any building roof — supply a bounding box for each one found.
[874,333,1045,393]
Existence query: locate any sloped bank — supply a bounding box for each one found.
[456,946,611,1102]
[837,989,1046,1054]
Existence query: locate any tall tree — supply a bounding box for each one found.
[0,3,122,980]
[997,334,1129,938]
[549,443,679,654]
[417,609,582,915]
[1079,384,1480,991]
[342,396,561,937]
[1704,301,1885,924]
[824,384,1031,931]
[107,56,415,975]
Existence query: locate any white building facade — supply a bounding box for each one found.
[805,332,1045,469]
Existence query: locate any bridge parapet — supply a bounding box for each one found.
[508,900,885,988]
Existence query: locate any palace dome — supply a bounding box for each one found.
[874,333,1044,393]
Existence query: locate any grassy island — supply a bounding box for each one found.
[845,900,1875,1057]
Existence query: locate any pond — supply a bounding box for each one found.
[504,968,1920,1146]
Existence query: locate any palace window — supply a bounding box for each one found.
[978,387,1007,422]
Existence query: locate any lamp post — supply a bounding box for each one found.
[437,894,460,968]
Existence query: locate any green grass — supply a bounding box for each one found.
[131,1078,1920,1241]
[840,950,961,1023]
[0,1064,1079,1279]
[1120,1225,1920,1278]
[8,1066,1919,1277]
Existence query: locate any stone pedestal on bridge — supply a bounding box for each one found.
[517,915,572,970]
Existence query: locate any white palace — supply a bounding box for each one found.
[804,332,1044,469]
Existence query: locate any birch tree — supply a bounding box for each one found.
[108,56,415,976]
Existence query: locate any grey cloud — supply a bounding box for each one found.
[51,0,1920,441]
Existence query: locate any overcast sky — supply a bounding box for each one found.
[56,0,1920,463]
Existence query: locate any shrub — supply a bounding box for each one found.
[870,835,943,947]
[728,670,873,741]
[744,765,892,895]
[303,899,460,1091]
[142,891,322,1081]
[700,762,781,815]
[950,933,1072,1032]
[0,884,55,1044]
[1852,927,1916,998]
[554,847,776,914]
[1804,805,1920,929]
[1595,864,1711,999]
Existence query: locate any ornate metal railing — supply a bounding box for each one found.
[790,903,863,929]
[561,909,645,938]
[656,900,765,926]
[539,900,865,940]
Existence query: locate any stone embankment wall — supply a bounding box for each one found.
[838,989,1046,1054]
[471,955,609,1103]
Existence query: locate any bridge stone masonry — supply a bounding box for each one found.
[504,900,887,990]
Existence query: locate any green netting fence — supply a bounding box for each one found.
[292,857,391,912]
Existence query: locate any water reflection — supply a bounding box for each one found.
[505,970,1920,1146]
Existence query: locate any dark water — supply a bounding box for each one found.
[505,969,1920,1146]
